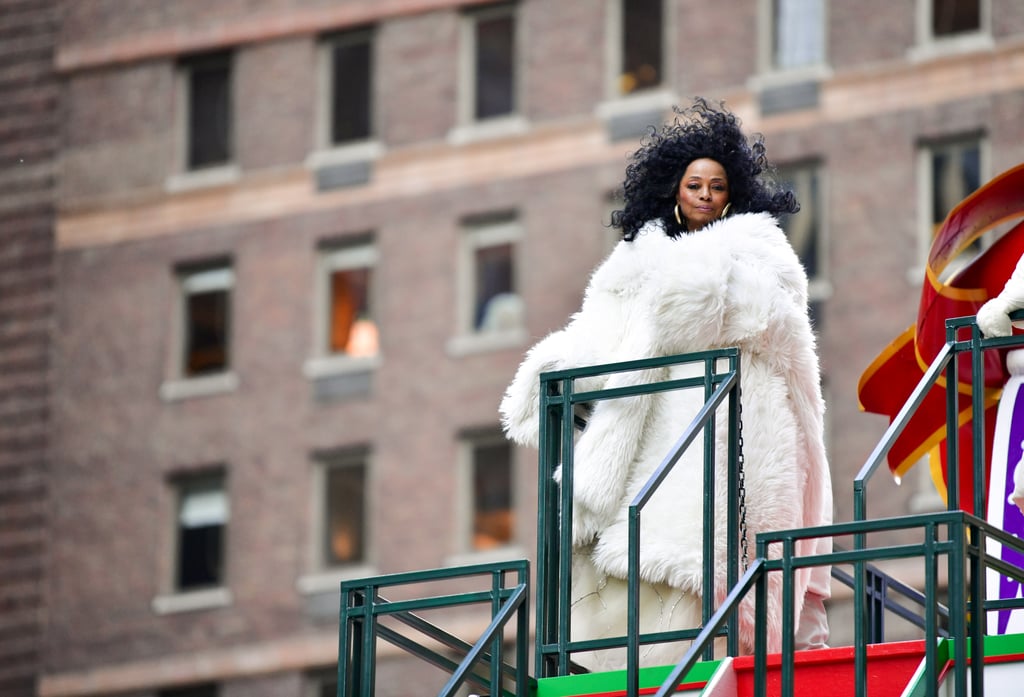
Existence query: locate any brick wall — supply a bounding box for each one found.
[36,0,1024,693]
[0,1,57,695]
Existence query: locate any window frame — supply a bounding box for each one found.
[774,160,831,310]
[322,27,375,148]
[450,2,527,143]
[160,261,239,402]
[168,51,240,192]
[158,684,219,697]
[305,237,381,379]
[448,214,526,356]
[450,429,521,563]
[298,447,375,594]
[305,668,338,697]
[596,0,675,131]
[173,472,229,592]
[152,470,233,614]
[911,0,992,61]
[308,27,384,171]
[757,0,828,79]
[913,133,989,283]
[604,0,673,101]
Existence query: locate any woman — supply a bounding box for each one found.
[500,99,832,668]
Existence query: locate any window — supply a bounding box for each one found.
[325,29,373,145]
[179,264,233,378]
[466,216,521,335]
[618,0,662,95]
[306,669,337,697]
[449,215,525,355]
[769,0,825,71]
[159,685,218,697]
[318,239,378,360]
[931,0,981,37]
[913,0,989,54]
[465,434,514,551]
[604,191,624,253]
[775,163,827,327]
[462,4,518,122]
[315,448,368,569]
[929,138,981,227]
[174,473,228,592]
[181,52,232,170]
[778,162,827,329]
[918,136,984,278]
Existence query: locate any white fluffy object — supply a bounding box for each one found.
[500,213,833,657]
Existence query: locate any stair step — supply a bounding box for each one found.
[730,640,926,697]
[535,641,928,697]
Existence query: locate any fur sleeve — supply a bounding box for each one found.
[499,248,632,448]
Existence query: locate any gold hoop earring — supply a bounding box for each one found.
[674,203,683,226]
[721,202,732,219]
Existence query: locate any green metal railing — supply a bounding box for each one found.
[850,311,1024,692]
[338,560,531,697]
[654,511,1024,697]
[853,312,1024,523]
[829,547,950,640]
[337,311,1024,697]
[535,348,744,696]
[653,312,1024,697]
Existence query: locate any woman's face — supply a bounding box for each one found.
[676,158,730,232]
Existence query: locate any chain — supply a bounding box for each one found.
[737,396,750,571]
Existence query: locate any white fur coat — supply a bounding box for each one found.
[500,213,833,652]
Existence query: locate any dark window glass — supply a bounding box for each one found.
[930,140,981,269]
[931,141,980,226]
[316,674,338,697]
[475,13,515,119]
[932,0,981,37]
[473,243,514,331]
[176,477,226,591]
[325,463,365,566]
[331,34,372,143]
[185,287,230,376]
[187,54,231,169]
[621,0,662,94]
[472,441,513,550]
[160,684,218,697]
[777,166,821,280]
[777,165,824,331]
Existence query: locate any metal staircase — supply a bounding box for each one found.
[338,312,1024,697]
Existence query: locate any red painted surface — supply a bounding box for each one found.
[732,641,926,697]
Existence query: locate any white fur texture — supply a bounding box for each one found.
[499,213,833,655]
[978,252,1024,338]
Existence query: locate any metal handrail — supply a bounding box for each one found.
[655,312,1024,696]
[854,309,1024,522]
[336,311,1024,696]
[849,312,1024,693]
[338,560,531,697]
[829,551,950,640]
[535,347,743,696]
[655,511,1024,697]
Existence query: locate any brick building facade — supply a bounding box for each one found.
[20,1,1024,695]
[0,1,57,695]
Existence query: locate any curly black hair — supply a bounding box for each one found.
[611,97,799,241]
